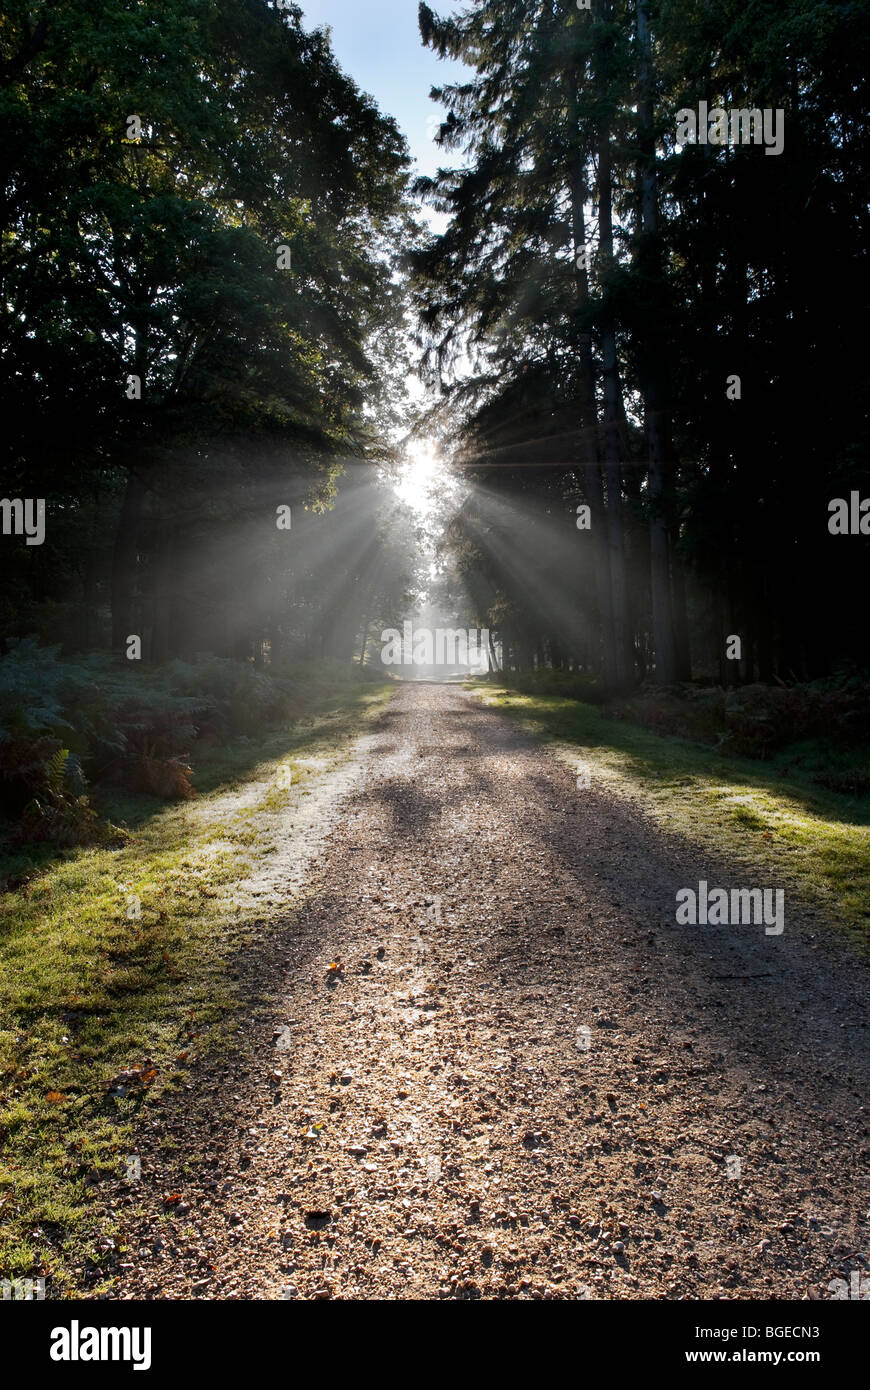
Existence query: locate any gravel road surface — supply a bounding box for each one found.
[109,683,870,1300]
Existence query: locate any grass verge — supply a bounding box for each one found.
[469,682,870,945]
[0,676,392,1293]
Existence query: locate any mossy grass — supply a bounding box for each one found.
[469,682,870,946]
[0,677,392,1292]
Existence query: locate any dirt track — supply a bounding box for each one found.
[108,683,870,1300]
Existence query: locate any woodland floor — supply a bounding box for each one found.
[102,682,870,1300]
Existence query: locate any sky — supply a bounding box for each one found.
[297,0,469,180]
[297,1,471,507]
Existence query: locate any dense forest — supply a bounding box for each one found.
[412,0,870,688]
[3,0,867,688]
[1,0,869,827]
[2,0,420,664]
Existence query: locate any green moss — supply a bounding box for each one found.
[470,683,870,945]
[0,678,392,1290]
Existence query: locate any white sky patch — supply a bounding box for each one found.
[393,440,466,590]
[394,438,443,517]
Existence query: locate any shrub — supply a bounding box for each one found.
[15,793,103,847]
[0,644,373,844]
[607,673,870,763]
[607,686,725,744]
[501,669,608,704]
[160,656,294,737]
[812,767,870,797]
[8,745,103,846]
[125,754,195,800]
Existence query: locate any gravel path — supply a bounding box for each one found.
[109,683,870,1301]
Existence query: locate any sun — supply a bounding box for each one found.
[395,438,441,515]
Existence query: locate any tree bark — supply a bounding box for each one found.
[597,115,632,689]
[149,523,175,665]
[590,0,633,689]
[636,0,677,684]
[568,63,618,693]
[669,522,692,680]
[111,466,148,651]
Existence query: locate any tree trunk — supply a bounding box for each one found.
[597,115,632,689]
[669,522,692,681]
[149,523,175,665]
[637,0,677,684]
[111,466,148,650]
[568,65,617,694]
